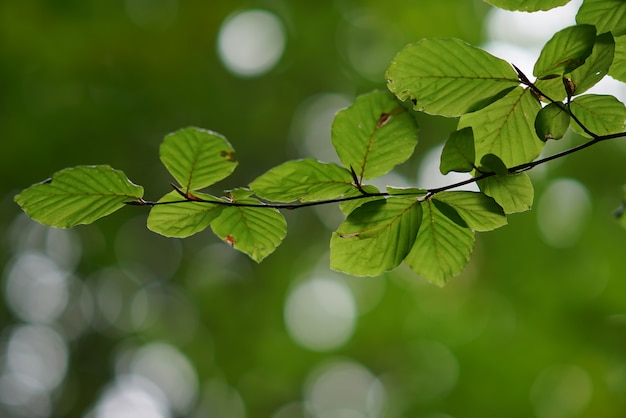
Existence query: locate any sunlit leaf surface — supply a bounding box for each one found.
[331,90,419,180]
[577,0,626,36]
[250,159,354,202]
[160,127,238,192]
[14,165,143,228]
[386,38,519,117]
[404,199,475,286]
[478,172,534,214]
[147,191,224,238]
[210,195,287,262]
[458,87,543,167]
[434,191,507,231]
[569,94,626,137]
[533,24,596,79]
[331,197,422,276]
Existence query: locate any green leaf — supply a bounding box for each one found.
[331,90,418,180]
[14,165,143,228]
[440,127,476,175]
[339,185,383,215]
[479,154,508,176]
[533,25,596,79]
[576,0,626,37]
[249,159,353,202]
[482,0,571,12]
[160,127,238,192]
[404,199,475,286]
[569,94,626,137]
[434,191,507,231]
[535,102,570,141]
[609,35,626,82]
[386,38,519,117]
[570,32,615,95]
[210,195,287,263]
[478,173,534,214]
[330,197,422,277]
[458,86,543,167]
[147,191,224,238]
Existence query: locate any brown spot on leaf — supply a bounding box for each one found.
[221,150,237,162]
[376,112,392,128]
[225,235,235,246]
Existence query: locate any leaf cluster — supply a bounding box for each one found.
[14,0,626,285]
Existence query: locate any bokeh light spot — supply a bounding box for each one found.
[129,343,198,414]
[5,324,68,393]
[94,374,169,418]
[217,10,286,77]
[537,178,592,248]
[4,252,69,324]
[284,277,356,351]
[304,360,386,418]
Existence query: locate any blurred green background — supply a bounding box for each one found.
[2,0,626,417]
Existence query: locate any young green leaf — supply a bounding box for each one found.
[609,35,626,83]
[210,193,287,262]
[249,159,354,202]
[434,191,507,232]
[14,165,143,228]
[339,185,383,215]
[160,127,238,192]
[147,191,224,238]
[569,94,626,137]
[440,127,476,175]
[386,38,519,117]
[576,0,626,37]
[569,32,615,95]
[478,172,534,214]
[404,199,475,286]
[330,197,422,277]
[458,87,543,167]
[482,0,571,12]
[479,154,508,176]
[533,24,596,79]
[535,102,571,141]
[331,90,418,181]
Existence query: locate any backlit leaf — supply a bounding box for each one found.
[386,38,519,117]
[331,90,418,180]
[569,94,626,137]
[533,25,596,79]
[458,86,543,167]
[210,193,287,262]
[249,159,354,202]
[482,0,571,12]
[440,127,476,175]
[14,165,143,228]
[570,32,615,95]
[160,127,238,192]
[609,35,626,82]
[339,185,383,215]
[404,199,475,286]
[434,191,507,232]
[147,191,224,238]
[330,197,422,276]
[576,0,626,37]
[535,102,570,141]
[478,173,534,214]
